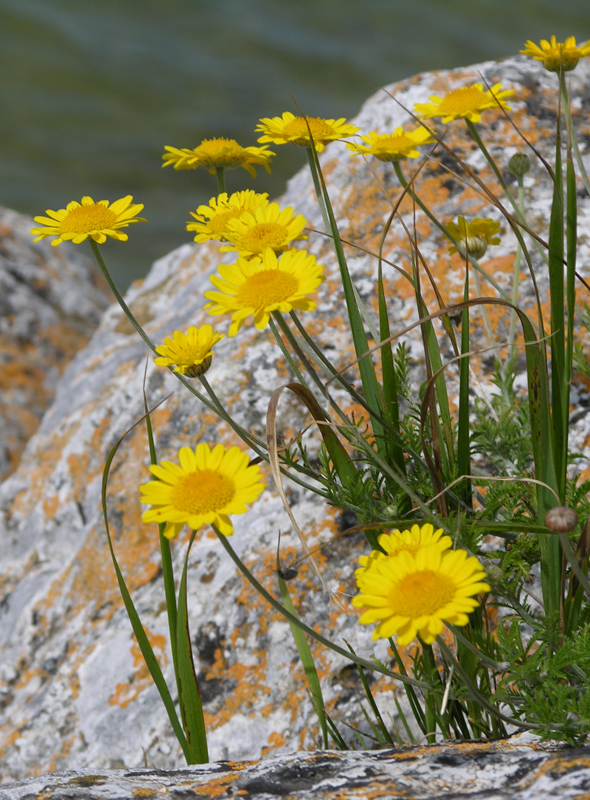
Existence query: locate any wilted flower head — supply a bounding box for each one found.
[446,217,501,260]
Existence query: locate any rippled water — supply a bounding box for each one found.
[1,0,588,285]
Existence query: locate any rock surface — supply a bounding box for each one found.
[0,736,586,800]
[1,55,590,784]
[0,206,109,479]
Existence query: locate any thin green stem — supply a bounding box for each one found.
[215,167,226,195]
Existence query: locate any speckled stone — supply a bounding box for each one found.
[0,206,110,479]
[0,56,589,785]
[0,736,587,799]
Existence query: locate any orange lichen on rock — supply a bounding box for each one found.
[109,633,167,708]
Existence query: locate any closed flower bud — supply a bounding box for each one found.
[508,152,531,177]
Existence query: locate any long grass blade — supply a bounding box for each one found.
[176,530,209,763]
[277,552,329,748]
[101,421,189,761]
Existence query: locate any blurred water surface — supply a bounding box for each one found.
[1,0,589,285]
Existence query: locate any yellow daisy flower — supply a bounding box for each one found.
[521,36,590,72]
[352,545,490,646]
[446,217,501,260]
[347,125,434,162]
[186,190,270,243]
[162,139,274,177]
[30,196,146,247]
[355,523,453,589]
[204,247,325,337]
[414,83,513,124]
[221,202,307,257]
[256,112,359,152]
[153,325,224,378]
[140,443,265,539]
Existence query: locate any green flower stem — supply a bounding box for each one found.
[464,120,552,279]
[469,255,496,349]
[464,120,522,217]
[284,311,394,435]
[268,315,314,391]
[215,167,226,195]
[89,242,271,459]
[393,163,513,304]
[507,175,525,357]
[560,75,590,197]
[306,147,331,233]
[212,525,430,690]
[90,241,157,353]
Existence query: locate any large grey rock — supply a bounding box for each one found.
[0,736,586,800]
[0,207,109,478]
[1,55,589,784]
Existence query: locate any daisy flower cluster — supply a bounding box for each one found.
[353,524,489,646]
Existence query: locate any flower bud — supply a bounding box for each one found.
[508,152,531,178]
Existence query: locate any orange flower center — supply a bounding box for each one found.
[437,86,488,115]
[236,270,299,309]
[389,570,456,616]
[170,470,235,514]
[60,204,118,234]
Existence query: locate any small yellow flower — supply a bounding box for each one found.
[414,83,513,124]
[446,217,501,260]
[256,112,359,152]
[355,523,453,590]
[186,190,270,243]
[352,544,490,645]
[140,443,265,539]
[221,202,307,257]
[154,325,224,378]
[30,196,146,246]
[162,139,274,177]
[521,36,590,72]
[204,247,325,337]
[347,125,434,162]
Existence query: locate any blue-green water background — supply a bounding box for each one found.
[1,0,589,287]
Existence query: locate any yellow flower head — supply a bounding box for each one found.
[162,139,274,177]
[204,247,325,337]
[186,190,270,243]
[355,523,453,589]
[154,325,224,378]
[221,202,307,257]
[30,196,146,247]
[352,545,490,646]
[140,443,265,539]
[347,125,434,162]
[446,216,501,260]
[414,83,513,124]
[256,112,360,152]
[521,36,590,72]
